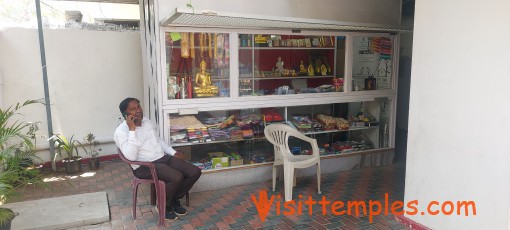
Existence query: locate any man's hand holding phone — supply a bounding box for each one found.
[124,112,136,131]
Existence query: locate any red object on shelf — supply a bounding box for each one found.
[176,76,181,99]
[260,108,283,122]
[333,144,352,151]
[187,75,193,99]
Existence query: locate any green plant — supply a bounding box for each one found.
[79,133,101,158]
[0,100,46,225]
[0,178,15,225]
[186,0,194,13]
[0,100,40,165]
[49,134,80,160]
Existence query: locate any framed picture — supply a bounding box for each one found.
[364,76,377,90]
[167,76,179,99]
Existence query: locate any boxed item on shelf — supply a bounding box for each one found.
[350,122,365,128]
[316,114,337,130]
[350,111,378,127]
[230,159,243,166]
[335,118,350,130]
[291,114,313,131]
[209,152,229,169]
[229,153,243,166]
[310,120,324,132]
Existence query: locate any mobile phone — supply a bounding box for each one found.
[123,112,139,123]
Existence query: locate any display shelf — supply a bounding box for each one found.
[285,120,377,135]
[239,75,336,80]
[171,137,266,147]
[319,147,394,159]
[171,125,375,147]
[239,47,335,50]
[199,147,395,173]
[302,125,378,135]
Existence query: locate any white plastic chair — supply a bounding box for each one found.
[264,123,321,201]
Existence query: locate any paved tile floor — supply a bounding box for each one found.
[12,159,408,230]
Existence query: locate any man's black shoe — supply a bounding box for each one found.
[173,199,188,216]
[165,210,178,220]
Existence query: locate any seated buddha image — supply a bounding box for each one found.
[299,60,307,74]
[194,60,218,97]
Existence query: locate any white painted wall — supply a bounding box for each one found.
[0,28,143,162]
[405,0,510,229]
[157,0,402,26]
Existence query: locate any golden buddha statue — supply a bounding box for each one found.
[299,60,307,74]
[194,60,218,97]
[308,64,314,76]
[321,64,328,75]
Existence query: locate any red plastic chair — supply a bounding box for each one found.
[117,148,189,227]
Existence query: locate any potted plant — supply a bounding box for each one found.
[49,134,82,174]
[0,177,16,230]
[79,133,101,170]
[0,100,46,229]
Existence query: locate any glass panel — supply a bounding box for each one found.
[288,100,387,155]
[168,108,284,171]
[167,99,390,171]
[239,34,345,96]
[165,32,230,100]
[352,36,393,91]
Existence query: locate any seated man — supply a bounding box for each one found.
[114,97,201,220]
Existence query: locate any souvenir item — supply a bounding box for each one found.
[194,60,218,97]
[190,33,195,59]
[321,64,328,75]
[308,64,314,76]
[181,32,190,58]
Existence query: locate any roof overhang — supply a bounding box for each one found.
[162,8,412,33]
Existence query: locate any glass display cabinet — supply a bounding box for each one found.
[160,29,397,172]
[165,98,392,171]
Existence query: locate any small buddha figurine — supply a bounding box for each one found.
[194,60,219,97]
[308,64,315,76]
[321,64,328,75]
[299,61,307,74]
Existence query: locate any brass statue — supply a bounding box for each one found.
[194,60,218,97]
[299,60,307,74]
[321,64,328,75]
[308,64,315,76]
